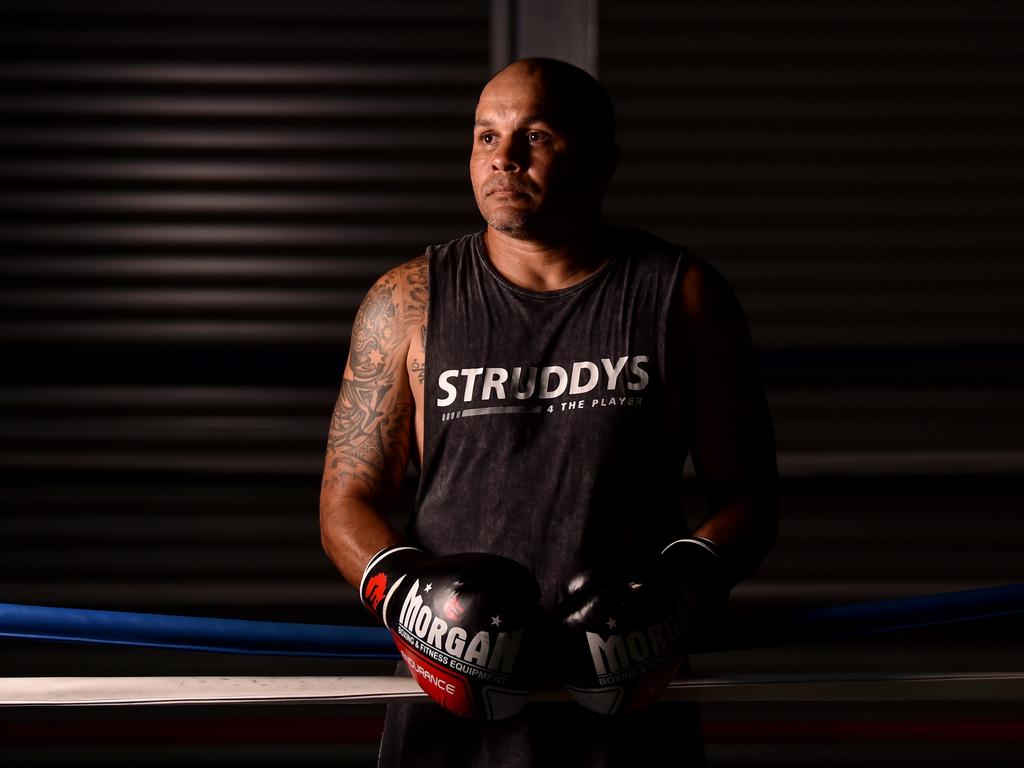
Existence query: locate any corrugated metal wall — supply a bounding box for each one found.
[1,3,1023,766]
[1,0,1021,623]
[600,0,1024,602]
[0,0,488,618]
[601,0,1024,346]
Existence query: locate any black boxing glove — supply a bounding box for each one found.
[360,545,429,623]
[360,546,543,720]
[659,536,731,628]
[553,537,729,716]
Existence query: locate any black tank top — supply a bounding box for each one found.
[410,224,696,609]
[379,226,707,768]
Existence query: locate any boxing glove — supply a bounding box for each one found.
[552,537,729,716]
[659,536,731,628]
[360,545,429,623]
[360,545,544,720]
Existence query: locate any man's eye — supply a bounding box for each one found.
[480,134,494,144]
[528,131,545,142]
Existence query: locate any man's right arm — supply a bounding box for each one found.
[319,260,423,590]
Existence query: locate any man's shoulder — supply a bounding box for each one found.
[604,223,693,263]
[604,224,741,314]
[384,252,428,287]
[424,230,481,253]
[355,252,429,342]
[602,224,702,290]
[389,230,481,279]
[367,229,481,316]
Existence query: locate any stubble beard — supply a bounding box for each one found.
[481,191,553,240]
[476,177,547,239]
[487,209,538,239]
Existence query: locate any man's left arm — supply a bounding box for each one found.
[676,258,780,591]
[549,258,778,714]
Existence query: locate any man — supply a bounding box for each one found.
[320,57,778,767]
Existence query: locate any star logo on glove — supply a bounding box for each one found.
[606,617,618,629]
[491,615,503,627]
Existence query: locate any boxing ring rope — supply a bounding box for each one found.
[3,672,1023,707]
[3,582,1022,657]
[2,582,1023,706]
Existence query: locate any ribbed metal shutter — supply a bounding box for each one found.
[0,1,488,618]
[2,0,1021,620]
[600,0,1024,600]
[4,5,1021,767]
[602,1,1024,344]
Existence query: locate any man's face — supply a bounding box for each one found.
[470,66,604,239]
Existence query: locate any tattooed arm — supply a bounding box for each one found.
[319,256,426,590]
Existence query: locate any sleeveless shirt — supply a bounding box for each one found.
[377,224,707,768]
[410,223,697,607]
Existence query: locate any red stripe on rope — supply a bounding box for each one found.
[0,718,1022,745]
[0,716,383,744]
[705,719,1024,742]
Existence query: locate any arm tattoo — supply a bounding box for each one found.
[408,256,428,385]
[411,330,426,385]
[323,258,426,499]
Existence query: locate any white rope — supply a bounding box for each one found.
[1,671,1021,707]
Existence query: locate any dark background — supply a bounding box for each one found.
[1,0,1022,765]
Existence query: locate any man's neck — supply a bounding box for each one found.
[483,223,608,293]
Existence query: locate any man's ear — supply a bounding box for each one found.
[606,140,620,184]
[594,140,619,195]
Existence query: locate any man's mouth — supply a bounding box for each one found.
[487,180,531,196]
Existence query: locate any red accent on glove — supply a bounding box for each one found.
[381,552,544,720]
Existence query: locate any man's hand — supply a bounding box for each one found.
[363,547,545,720]
[552,537,728,716]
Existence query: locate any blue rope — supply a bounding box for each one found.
[0,602,396,658]
[700,581,1024,652]
[2,582,1022,658]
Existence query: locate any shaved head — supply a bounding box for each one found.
[484,58,617,159]
[470,57,618,240]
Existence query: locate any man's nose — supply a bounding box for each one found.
[491,135,526,172]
